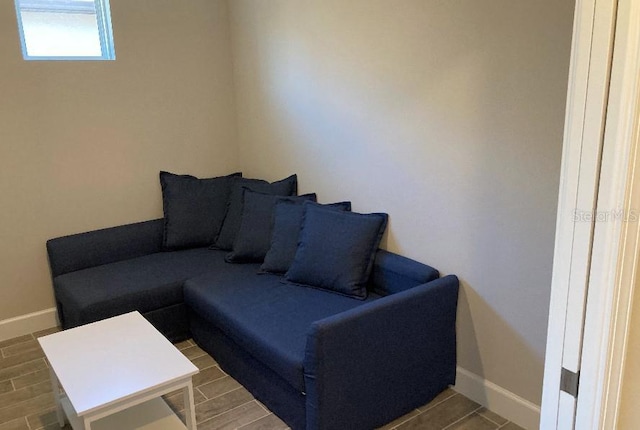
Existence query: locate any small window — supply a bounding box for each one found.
[15,0,115,60]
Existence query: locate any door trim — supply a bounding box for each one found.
[541,0,640,428]
[540,0,616,429]
[580,0,640,427]
[540,0,617,426]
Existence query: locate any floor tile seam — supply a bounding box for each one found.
[194,359,217,369]
[383,411,422,430]
[195,362,217,372]
[172,340,193,351]
[25,415,34,430]
[0,383,53,413]
[8,378,51,393]
[31,328,61,339]
[196,399,259,426]
[0,339,44,358]
[0,392,53,425]
[224,399,265,419]
[198,376,239,400]
[478,410,507,427]
[195,385,207,401]
[186,351,207,361]
[194,389,213,406]
[255,401,269,414]
[28,407,58,430]
[417,392,459,413]
[195,367,229,389]
[236,412,276,430]
[167,391,210,412]
[171,384,244,413]
[197,363,225,377]
[0,336,33,352]
[0,395,34,415]
[381,392,462,430]
[2,351,43,360]
[440,405,484,430]
[202,385,245,402]
[0,357,46,375]
[8,367,47,388]
[187,352,208,361]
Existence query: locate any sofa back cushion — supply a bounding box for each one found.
[226,191,317,264]
[368,249,440,296]
[214,175,298,250]
[260,200,352,274]
[160,171,241,250]
[285,203,388,299]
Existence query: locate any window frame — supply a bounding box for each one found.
[14,0,116,61]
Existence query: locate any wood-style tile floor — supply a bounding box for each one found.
[0,328,525,430]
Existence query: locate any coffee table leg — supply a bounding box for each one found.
[48,368,65,427]
[183,380,197,429]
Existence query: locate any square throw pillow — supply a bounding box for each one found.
[213,174,298,250]
[226,191,317,264]
[160,171,241,250]
[285,202,388,299]
[261,200,352,274]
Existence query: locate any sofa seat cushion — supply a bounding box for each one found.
[55,248,230,327]
[184,268,381,392]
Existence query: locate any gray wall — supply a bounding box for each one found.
[228,0,574,404]
[0,0,238,320]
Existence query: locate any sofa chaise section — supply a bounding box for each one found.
[46,219,214,341]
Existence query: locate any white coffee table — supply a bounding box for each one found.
[38,311,199,430]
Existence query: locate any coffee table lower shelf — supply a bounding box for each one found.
[60,396,187,430]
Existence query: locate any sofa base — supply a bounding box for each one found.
[59,302,190,344]
[190,313,306,429]
[143,303,190,343]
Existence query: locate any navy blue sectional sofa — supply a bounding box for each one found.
[47,217,459,429]
[186,249,459,429]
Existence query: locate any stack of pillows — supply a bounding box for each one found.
[160,171,388,300]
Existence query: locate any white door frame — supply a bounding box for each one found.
[541,0,640,428]
[579,0,640,427]
[541,0,617,426]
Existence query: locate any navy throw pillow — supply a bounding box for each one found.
[226,191,317,263]
[213,174,298,250]
[160,171,241,250]
[285,202,388,299]
[261,200,352,274]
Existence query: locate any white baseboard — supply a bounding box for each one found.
[454,366,541,430]
[0,308,59,342]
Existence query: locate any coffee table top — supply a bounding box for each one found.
[39,311,198,415]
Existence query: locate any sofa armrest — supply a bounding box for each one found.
[46,219,165,278]
[303,275,459,430]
